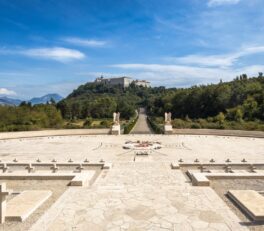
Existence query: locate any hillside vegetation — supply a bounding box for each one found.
[1,74,264,132]
[0,103,63,132]
[58,74,264,131]
[146,74,264,130]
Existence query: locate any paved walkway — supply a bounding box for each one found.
[1,134,263,230]
[130,108,153,134]
[30,162,248,231]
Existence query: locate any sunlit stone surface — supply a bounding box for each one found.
[0,131,263,230]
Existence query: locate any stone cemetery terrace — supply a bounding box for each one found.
[0,130,263,231]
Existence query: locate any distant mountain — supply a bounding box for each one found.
[0,94,63,106]
[0,96,22,106]
[29,94,63,105]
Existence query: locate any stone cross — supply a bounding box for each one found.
[51,164,59,173]
[0,183,11,223]
[26,163,35,173]
[2,163,8,173]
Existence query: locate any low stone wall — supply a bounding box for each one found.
[173,128,264,138]
[0,129,110,140]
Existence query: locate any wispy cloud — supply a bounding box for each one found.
[21,47,85,62]
[0,47,85,62]
[63,37,107,47]
[208,0,241,7]
[167,46,264,68]
[0,88,16,96]
[110,63,264,87]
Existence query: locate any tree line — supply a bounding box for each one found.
[146,74,264,122]
[0,102,63,132]
[0,73,264,132]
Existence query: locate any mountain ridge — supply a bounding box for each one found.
[0,93,63,106]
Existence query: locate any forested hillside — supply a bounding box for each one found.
[146,74,264,130]
[58,74,264,131]
[1,74,264,132]
[147,74,264,121]
[59,74,264,121]
[57,82,155,120]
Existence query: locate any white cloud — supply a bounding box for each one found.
[0,47,85,62]
[0,88,16,96]
[110,63,264,87]
[167,46,264,68]
[21,47,85,62]
[208,0,241,7]
[63,37,107,47]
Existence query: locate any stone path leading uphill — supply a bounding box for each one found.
[130,108,153,134]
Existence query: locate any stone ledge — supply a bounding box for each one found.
[188,171,264,186]
[70,172,95,186]
[228,190,264,221]
[0,170,96,187]
[171,162,180,169]
[102,162,113,169]
[187,171,210,186]
[6,190,52,222]
[175,162,264,166]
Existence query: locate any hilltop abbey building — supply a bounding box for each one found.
[95,76,150,88]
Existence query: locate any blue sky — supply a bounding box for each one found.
[0,0,264,99]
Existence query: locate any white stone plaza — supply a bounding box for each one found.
[0,131,263,231]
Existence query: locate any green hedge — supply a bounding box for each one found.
[171,118,264,131]
[147,116,164,134]
[123,115,139,134]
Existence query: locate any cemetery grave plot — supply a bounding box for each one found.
[211,179,264,231]
[0,163,104,231]
[175,163,264,231]
[0,179,68,231]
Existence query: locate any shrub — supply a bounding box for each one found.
[83,117,93,128]
[124,115,138,134]
[147,116,164,134]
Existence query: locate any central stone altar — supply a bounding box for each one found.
[123,140,162,150]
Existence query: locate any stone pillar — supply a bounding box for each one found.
[111,125,121,135]
[164,112,173,134]
[0,183,10,224]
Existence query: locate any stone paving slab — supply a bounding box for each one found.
[7,190,52,221]
[0,134,263,163]
[0,133,262,230]
[29,162,248,231]
[228,190,264,221]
